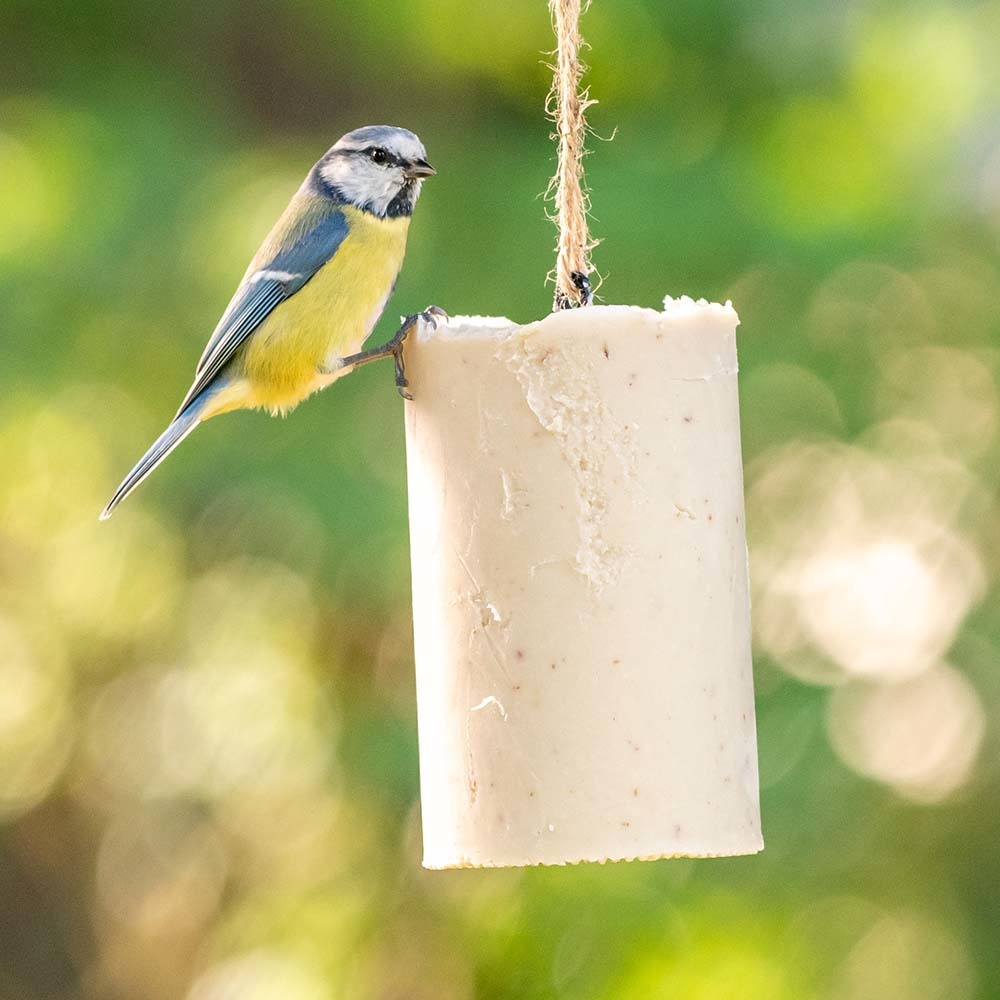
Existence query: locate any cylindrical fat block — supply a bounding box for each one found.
[403,298,762,868]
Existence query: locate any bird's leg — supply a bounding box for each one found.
[335,306,448,399]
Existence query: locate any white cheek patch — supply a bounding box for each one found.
[320,158,402,216]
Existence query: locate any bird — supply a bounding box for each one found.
[100,124,440,521]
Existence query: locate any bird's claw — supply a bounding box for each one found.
[392,341,413,400]
[421,305,449,327]
[392,306,448,399]
[337,306,448,399]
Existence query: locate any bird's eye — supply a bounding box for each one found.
[370,148,389,165]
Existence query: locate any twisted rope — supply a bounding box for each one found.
[547,0,596,310]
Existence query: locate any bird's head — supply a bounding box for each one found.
[316,126,435,219]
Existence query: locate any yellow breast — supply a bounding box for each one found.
[235,207,410,413]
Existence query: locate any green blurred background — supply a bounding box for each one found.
[2,0,1000,997]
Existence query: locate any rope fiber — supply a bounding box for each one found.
[548,0,596,310]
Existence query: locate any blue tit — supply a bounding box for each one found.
[100,124,438,520]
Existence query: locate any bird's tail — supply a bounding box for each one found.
[99,391,213,521]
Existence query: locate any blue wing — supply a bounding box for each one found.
[174,202,350,417]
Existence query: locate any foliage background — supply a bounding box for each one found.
[2,0,1000,997]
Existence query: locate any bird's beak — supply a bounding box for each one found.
[403,159,436,179]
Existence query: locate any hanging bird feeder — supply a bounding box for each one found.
[403,0,762,868]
